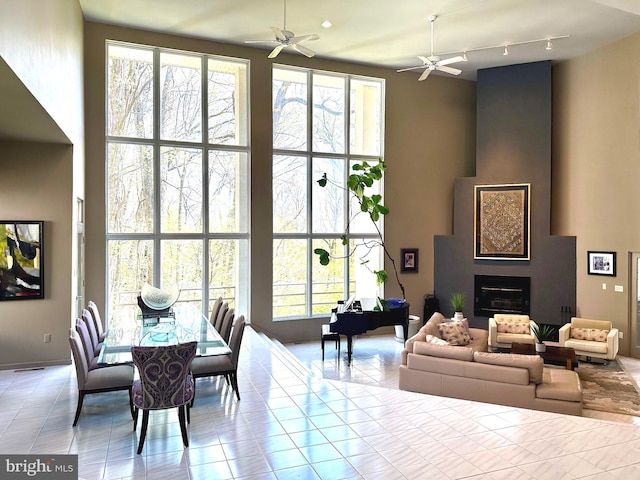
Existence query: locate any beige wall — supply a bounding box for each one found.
[0,0,83,369]
[553,32,640,355]
[84,22,476,342]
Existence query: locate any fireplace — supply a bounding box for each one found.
[474,275,530,316]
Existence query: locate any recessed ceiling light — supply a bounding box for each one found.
[321,20,332,28]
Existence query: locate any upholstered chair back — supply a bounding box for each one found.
[131,341,197,410]
[82,309,101,355]
[69,328,89,389]
[209,297,223,326]
[76,319,96,362]
[214,302,229,332]
[229,316,246,368]
[87,300,105,339]
[219,308,235,344]
[570,317,612,331]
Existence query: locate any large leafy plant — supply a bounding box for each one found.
[313,159,405,300]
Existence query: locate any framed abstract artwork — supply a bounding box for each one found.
[0,221,44,300]
[587,251,616,276]
[474,184,530,260]
[401,248,418,273]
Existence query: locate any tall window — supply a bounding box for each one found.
[106,43,249,328]
[272,66,385,319]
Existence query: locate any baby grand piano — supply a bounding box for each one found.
[330,301,410,363]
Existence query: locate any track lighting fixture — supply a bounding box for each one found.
[546,39,552,50]
[503,46,509,56]
[462,52,468,61]
[438,34,570,59]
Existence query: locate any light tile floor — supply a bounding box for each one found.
[2,328,640,479]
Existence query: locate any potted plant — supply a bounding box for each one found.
[531,323,556,352]
[313,159,405,305]
[450,292,465,319]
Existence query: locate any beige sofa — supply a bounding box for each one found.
[399,313,582,416]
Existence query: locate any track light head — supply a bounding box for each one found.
[503,46,509,56]
[546,39,552,50]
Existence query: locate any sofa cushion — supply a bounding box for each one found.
[438,322,471,346]
[570,327,609,342]
[422,312,446,338]
[473,351,544,384]
[564,339,609,354]
[536,368,582,402]
[496,321,530,334]
[414,342,474,361]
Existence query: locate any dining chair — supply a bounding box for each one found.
[87,300,107,342]
[208,296,223,327]
[213,302,229,333]
[218,308,235,344]
[69,328,134,426]
[76,318,100,370]
[191,316,246,402]
[131,341,197,454]
[82,308,103,356]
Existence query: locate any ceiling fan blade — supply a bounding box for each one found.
[417,55,430,64]
[291,34,319,43]
[292,43,315,58]
[268,44,285,59]
[438,55,465,67]
[437,65,462,76]
[396,65,424,73]
[244,39,277,44]
[418,69,432,81]
[270,26,287,41]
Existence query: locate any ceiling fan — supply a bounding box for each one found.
[245,0,319,59]
[397,15,465,81]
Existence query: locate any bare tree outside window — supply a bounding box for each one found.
[106,43,249,326]
[272,66,384,319]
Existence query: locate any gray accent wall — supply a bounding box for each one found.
[434,61,576,327]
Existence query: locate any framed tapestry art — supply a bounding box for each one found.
[587,251,616,276]
[0,221,44,300]
[474,184,530,260]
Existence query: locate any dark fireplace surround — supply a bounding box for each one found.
[434,61,576,327]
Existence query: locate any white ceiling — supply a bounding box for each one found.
[79,0,640,81]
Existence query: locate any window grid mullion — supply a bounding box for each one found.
[153,47,162,288]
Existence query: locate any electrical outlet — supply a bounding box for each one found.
[44,333,51,343]
[619,331,624,339]
[615,285,624,293]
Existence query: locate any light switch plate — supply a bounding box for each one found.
[602,283,607,290]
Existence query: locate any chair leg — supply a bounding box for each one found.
[137,410,149,454]
[322,337,325,361]
[72,391,86,426]
[128,387,135,420]
[230,372,240,401]
[133,406,139,430]
[190,378,196,408]
[186,403,191,424]
[178,405,189,448]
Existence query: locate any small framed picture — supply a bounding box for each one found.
[401,248,418,273]
[587,251,616,276]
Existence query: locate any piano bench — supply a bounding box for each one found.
[321,324,340,361]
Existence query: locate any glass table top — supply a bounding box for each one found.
[97,304,231,365]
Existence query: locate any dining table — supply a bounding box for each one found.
[97,304,231,365]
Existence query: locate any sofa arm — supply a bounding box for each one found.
[606,328,619,360]
[558,323,571,346]
[488,317,498,347]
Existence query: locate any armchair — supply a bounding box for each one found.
[489,314,536,351]
[559,317,619,361]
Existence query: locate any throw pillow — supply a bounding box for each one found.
[425,334,449,346]
[438,322,471,346]
[442,318,472,338]
[570,327,609,342]
[496,321,530,334]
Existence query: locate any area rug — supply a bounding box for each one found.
[576,360,640,416]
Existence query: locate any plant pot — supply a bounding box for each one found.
[453,312,464,320]
[535,343,546,353]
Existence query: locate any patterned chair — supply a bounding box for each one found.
[69,328,134,426]
[191,316,246,402]
[131,341,197,454]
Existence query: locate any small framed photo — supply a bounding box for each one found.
[587,251,616,276]
[401,248,418,273]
